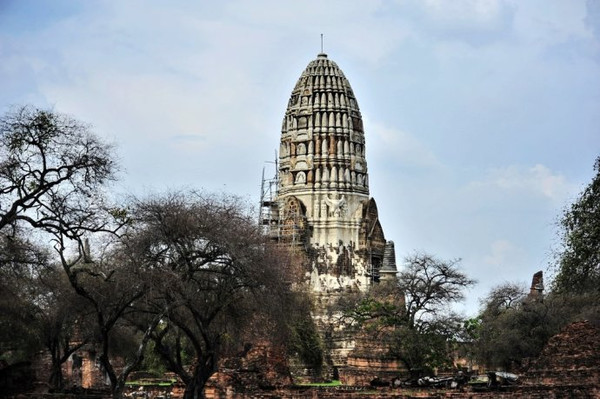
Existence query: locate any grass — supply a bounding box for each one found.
[296,379,342,387]
[125,379,177,387]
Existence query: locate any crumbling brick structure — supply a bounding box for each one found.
[523,320,600,389]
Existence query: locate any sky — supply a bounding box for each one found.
[1,0,599,316]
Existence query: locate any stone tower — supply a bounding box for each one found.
[273,52,395,292]
[260,52,397,370]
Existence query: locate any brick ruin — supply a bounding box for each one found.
[192,319,600,398]
[522,320,600,390]
[204,343,293,399]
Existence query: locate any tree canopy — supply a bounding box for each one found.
[117,191,299,399]
[553,156,600,295]
[0,105,117,239]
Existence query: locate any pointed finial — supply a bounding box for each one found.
[318,34,327,58]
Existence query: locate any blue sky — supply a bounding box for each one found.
[1,0,599,315]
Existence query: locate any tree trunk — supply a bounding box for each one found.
[112,382,125,399]
[48,360,63,391]
[48,337,63,392]
[183,366,213,399]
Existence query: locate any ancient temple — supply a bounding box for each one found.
[260,52,397,371]
[261,52,396,289]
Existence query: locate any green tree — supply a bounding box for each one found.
[553,156,600,294]
[476,282,569,371]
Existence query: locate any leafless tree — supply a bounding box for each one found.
[123,191,297,399]
[34,266,94,390]
[479,282,528,314]
[0,106,132,394]
[0,105,118,240]
[343,252,475,374]
[0,242,94,391]
[0,105,148,397]
[56,231,163,399]
[400,253,475,331]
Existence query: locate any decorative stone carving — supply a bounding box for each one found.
[298,116,308,129]
[325,194,346,217]
[319,200,327,218]
[322,166,329,182]
[294,160,308,171]
[306,156,313,169]
[295,171,306,184]
[296,142,306,156]
[344,168,351,183]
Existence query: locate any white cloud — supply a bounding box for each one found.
[366,119,442,170]
[483,239,522,266]
[468,164,574,203]
[421,0,510,27]
[394,0,516,47]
